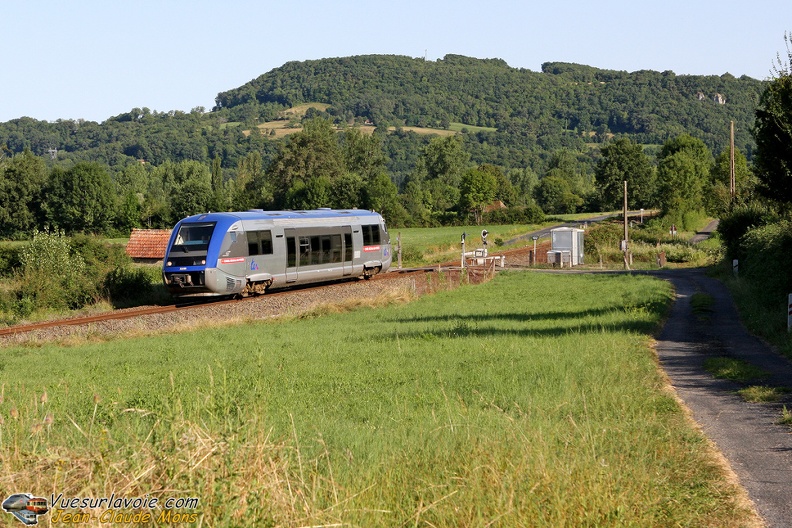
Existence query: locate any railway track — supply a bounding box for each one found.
[0,299,219,337]
[0,268,433,338]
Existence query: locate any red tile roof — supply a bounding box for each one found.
[126,228,172,259]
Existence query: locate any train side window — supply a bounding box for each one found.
[321,235,332,264]
[259,230,273,254]
[310,236,321,265]
[287,237,296,267]
[362,224,380,245]
[344,233,353,261]
[220,231,248,258]
[248,231,260,256]
[331,234,342,263]
[300,236,311,266]
[247,230,273,256]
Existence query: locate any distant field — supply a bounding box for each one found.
[388,125,456,136]
[448,121,497,133]
[240,102,494,138]
[284,102,331,115]
[0,271,759,526]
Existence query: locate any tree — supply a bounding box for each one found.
[400,180,432,226]
[115,190,142,231]
[211,155,228,211]
[232,151,265,210]
[44,162,115,233]
[508,167,540,207]
[595,137,656,210]
[266,118,345,208]
[286,175,332,209]
[460,166,498,224]
[706,148,755,215]
[543,149,593,210]
[0,149,47,237]
[419,135,471,215]
[171,177,213,220]
[341,128,387,180]
[363,172,408,226]
[330,172,364,208]
[423,135,469,183]
[534,175,581,214]
[753,41,792,204]
[655,135,712,222]
[167,162,214,220]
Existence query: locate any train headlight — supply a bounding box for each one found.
[201,259,206,265]
[167,261,172,266]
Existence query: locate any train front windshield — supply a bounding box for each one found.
[169,222,216,255]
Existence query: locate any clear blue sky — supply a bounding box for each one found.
[2,0,790,123]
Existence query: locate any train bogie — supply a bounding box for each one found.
[163,209,391,297]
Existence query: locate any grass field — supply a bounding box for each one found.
[395,222,556,266]
[0,271,759,526]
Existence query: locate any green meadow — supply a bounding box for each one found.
[0,272,759,526]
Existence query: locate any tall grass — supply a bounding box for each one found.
[586,219,722,269]
[0,272,759,526]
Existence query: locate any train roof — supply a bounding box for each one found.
[176,209,383,224]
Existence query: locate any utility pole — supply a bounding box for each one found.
[623,180,630,270]
[730,121,736,199]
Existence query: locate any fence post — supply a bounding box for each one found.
[788,294,792,333]
[397,232,402,269]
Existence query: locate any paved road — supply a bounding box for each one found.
[654,268,792,527]
[690,219,720,243]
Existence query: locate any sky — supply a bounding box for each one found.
[2,0,791,123]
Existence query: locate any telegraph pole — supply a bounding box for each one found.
[730,121,736,199]
[623,180,630,270]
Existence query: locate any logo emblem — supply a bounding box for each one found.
[2,494,49,525]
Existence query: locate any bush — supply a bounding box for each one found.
[739,220,792,300]
[717,203,780,260]
[14,230,98,312]
[104,266,154,304]
[0,245,22,277]
[584,221,623,264]
[483,205,544,225]
[71,234,132,275]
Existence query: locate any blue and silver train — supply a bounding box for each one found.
[162,209,392,297]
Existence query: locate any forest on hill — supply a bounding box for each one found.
[218,54,763,156]
[0,54,768,234]
[2,55,764,172]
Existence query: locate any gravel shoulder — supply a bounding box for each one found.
[0,274,430,346]
[654,268,792,528]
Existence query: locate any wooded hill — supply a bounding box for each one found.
[216,54,765,162]
[0,54,765,181]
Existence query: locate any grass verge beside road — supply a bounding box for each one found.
[0,272,760,526]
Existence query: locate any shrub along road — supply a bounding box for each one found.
[654,267,792,528]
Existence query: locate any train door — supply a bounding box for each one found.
[342,226,353,276]
[285,229,298,283]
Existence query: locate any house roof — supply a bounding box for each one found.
[126,228,172,259]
